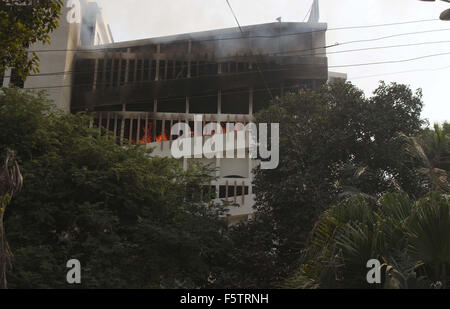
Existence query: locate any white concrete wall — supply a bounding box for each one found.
[24,6,80,113]
[23,1,113,113]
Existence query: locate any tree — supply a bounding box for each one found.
[401,123,449,193]
[285,192,450,289]
[241,81,424,287]
[0,0,63,80]
[0,89,229,288]
[0,150,23,288]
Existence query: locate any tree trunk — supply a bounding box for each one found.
[0,206,7,289]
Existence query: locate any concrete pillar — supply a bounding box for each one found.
[155,44,161,81]
[187,40,192,78]
[3,68,11,87]
[93,59,99,91]
[217,89,222,114]
[124,48,131,84]
[249,87,254,116]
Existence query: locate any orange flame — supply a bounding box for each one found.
[131,123,169,145]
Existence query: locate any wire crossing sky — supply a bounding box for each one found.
[95,0,450,124]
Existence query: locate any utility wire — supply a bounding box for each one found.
[351,65,450,80]
[6,38,450,79]
[271,28,450,55]
[328,51,450,68]
[11,49,450,90]
[225,0,273,100]
[322,40,450,56]
[26,18,441,54]
[16,26,450,79]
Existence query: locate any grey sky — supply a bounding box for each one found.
[96,0,449,124]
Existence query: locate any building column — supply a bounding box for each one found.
[93,59,99,91]
[124,48,131,84]
[120,103,126,146]
[185,96,190,114]
[155,44,161,81]
[153,99,157,142]
[217,89,222,114]
[249,87,254,116]
[3,68,11,87]
[187,40,192,78]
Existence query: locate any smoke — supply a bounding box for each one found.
[94,0,312,42]
[83,0,448,124]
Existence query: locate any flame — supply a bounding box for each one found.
[132,122,245,144]
[131,123,169,145]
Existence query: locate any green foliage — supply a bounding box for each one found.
[287,193,450,289]
[0,0,63,79]
[401,122,449,193]
[247,81,425,287]
[0,89,229,288]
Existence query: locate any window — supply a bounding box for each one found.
[221,88,249,114]
[128,60,135,83]
[10,69,24,88]
[73,59,95,89]
[189,91,218,114]
[219,185,249,199]
[157,97,186,113]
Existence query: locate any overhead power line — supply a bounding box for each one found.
[6,38,450,79]
[272,28,450,55]
[328,51,450,68]
[225,0,273,100]
[11,49,450,90]
[351,65,450,80]
[26,18,441,54]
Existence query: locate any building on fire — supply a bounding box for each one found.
[1,1,342,222]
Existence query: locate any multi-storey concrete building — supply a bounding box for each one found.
[3,1,331,221]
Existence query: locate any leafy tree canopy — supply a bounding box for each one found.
[226,81,427,287]
[0,89,229,288]
[0,0,63,79]
[285,192,450,289]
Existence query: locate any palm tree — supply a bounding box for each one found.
[287,193,450,289]
[0,150,23,289]
[402,123,449,193]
